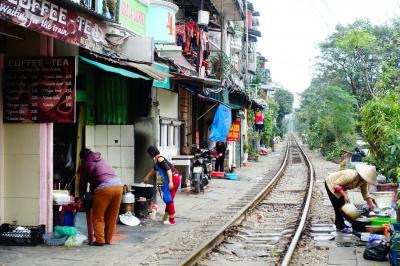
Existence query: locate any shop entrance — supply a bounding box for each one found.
[53,121,78,194]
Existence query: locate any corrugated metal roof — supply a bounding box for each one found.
[80,54,172,82]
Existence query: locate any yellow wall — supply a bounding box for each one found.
[4,124,41,225]
[2,24,42,225]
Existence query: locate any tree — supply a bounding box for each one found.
[273,88,294,136]
[361,91,400,181]
[296,84,357,159]
[315,19,400,105]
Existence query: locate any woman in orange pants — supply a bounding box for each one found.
[79,149,123,246]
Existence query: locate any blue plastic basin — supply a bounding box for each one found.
[225,173,238,180]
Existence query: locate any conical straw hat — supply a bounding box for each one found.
[355,164,377,185]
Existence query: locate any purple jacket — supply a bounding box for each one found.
[79,152,117,196]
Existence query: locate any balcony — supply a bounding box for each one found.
[248,62,256,73]
[211,0,245,21]
[61,0,117,20]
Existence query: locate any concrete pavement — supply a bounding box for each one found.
[0,143,286,266]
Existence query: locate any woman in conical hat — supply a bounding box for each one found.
[325,164,377,234]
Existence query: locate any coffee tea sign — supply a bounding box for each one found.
[4,57,76,123]
[0,0,107,53]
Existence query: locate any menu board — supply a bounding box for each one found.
[4,57,76,123]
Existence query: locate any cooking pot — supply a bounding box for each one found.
[122,185,135,204]
[131,183,155,199]
[341,203,361,220]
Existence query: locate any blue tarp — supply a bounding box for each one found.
[209,104,232,142]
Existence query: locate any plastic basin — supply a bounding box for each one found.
[225,173,238,180]
[211,172,225,178]
[369,217,397,226]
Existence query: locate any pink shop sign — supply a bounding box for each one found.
[0,0,107,53]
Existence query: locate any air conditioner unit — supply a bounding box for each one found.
[198,10,210,26]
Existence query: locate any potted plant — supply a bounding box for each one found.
[248,146,259,162]
[243,141,249,162]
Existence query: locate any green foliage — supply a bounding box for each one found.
[315,19,400,105]
[273,88,294,136]
[361,91,400,181]
[336,29,377,51]
[296,85,357,160]
[261,99,279,146]
[210,53,231,80]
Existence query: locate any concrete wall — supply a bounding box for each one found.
[157,89,178,119]
[4,124,41,225]
[1,25,42,225]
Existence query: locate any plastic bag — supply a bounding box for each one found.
[74,212,88,237]
[54,226,79,237]
[363,240,389,261]
[65,234,87,248]
[209,104,232,142]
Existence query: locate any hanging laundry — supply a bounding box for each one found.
[175,18,211,75]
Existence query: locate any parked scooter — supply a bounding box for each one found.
[190,148,213,193]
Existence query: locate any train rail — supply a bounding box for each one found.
[179,137,315,266]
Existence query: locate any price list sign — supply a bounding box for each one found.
[4,57,76,123]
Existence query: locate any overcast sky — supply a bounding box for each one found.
[252,0,400,106]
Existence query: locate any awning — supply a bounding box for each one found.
[80,54,172,82]
[172,74,222,87]
[80,56,150,80]
[168,55,196,72]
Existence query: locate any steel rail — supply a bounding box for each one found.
[180,142,290,266]
[280,138,315,266]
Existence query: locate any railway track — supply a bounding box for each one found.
[178,137,315,266]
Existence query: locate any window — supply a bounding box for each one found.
[173,126,180,147]
[160,120,181,148]
[167,125,173,147]
[160,124,168,147]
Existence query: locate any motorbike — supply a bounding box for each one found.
[190,148,213,193]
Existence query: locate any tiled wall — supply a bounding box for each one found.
[4,124,41,225]
[86,125,135,185]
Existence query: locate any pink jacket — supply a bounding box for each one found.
[79,152,117,196]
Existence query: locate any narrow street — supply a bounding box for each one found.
[0,0,399,265]
[0,145,286,266]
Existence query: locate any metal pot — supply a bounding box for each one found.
[131,183,155,199]
[122,185,135,204]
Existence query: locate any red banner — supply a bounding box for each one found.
[4,57,76,123]
[0,0,107,53]
[227,121,241,142]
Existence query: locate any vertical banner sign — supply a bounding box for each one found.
[4,57,76,123]
[226,121,241,142]
[0,0,107,53]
